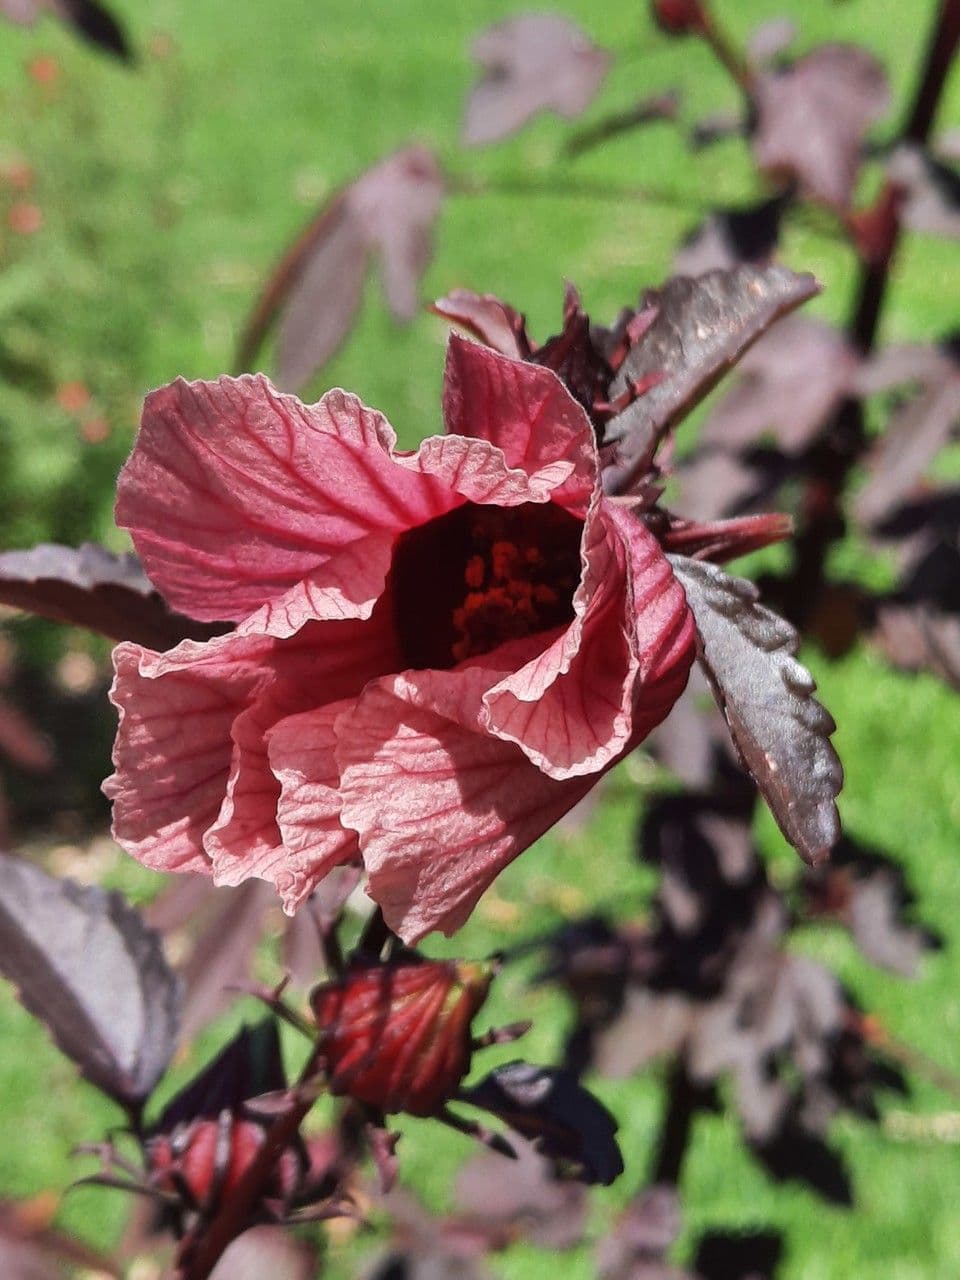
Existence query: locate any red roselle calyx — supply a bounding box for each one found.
[311,959,494,1117]
[147,1115,302,1216]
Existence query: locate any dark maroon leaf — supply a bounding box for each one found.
[668,556,842,866]
[2,0,129,57]
[0,0,43,21]
[750,1122,853,1205]
[888,144,960,239]
[273,197,368,392]
[367,1187,494,1280]
[0,853,180,1107]
[431,289,528,359]
[669,447,794,522]
[143,872,218,934]
[158,1019,285,1131]
[0,541,221,648]
[752,45,889,209]
[176,881,273,1040]
[453,1137,587,1250]
[459,1061,623,1185]
[462,15,611,146]
[209,1227,317,1280]
[855,377,960,528]
[673,194,787,276]
[694,1230,784,1280]
[853,337,960,396]
[649,663,729,787]
[54,0,130,58]
[688,951,842,1139]
[937,128,960,163]
[700,317,858,454]
[591,984,694,1081]
[238,148,443,391]
[871,495,960,689]
[848,873,939,976]
[281,863,362,986]
[873,601,960,690]
[604,266,820,491]
[747,18,796,65]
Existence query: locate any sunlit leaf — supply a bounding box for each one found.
[0,542,222,648]
[0,853,180,1107]
[668,555,842,866]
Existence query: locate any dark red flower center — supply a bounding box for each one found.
[392,501,583,670]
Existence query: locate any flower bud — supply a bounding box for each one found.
[311,959,494,1117]
[147,1115,301,1214]
[652,0,707,36]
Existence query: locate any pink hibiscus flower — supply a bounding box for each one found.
[104,337,695,941]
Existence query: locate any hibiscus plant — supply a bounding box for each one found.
[0,1,957,1278]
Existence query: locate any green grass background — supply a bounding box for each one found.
[0,1,958,1276]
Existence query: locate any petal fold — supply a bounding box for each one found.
[442,336,597,516]
[267,700,361,911]
[336,667,597,942]
[483,507,695,778]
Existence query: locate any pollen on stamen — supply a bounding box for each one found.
[392,500,584,670]
[464,555,485,589]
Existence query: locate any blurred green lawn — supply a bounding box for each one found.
[0,1,958,1276]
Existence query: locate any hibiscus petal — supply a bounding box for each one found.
[483,506,695,778]
[117,374,447,624]
[234,529,395,640]
[203,606,400,892]
[104,639,268,874]
[267,699,361,911]
[336,667,597,942]
[121,371,585,634]
[107,596,400,890]
[442,335,597,515]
